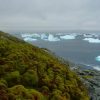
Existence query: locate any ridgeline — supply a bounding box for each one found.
[0,31,89,100]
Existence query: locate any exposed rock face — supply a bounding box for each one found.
[74,68,100,100]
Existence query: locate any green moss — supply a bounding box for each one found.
[0,31,89,100]
[8,85,45,100]
[82,75,93,79]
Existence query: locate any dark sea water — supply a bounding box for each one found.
[33,39,100,66]
[12,33,100,70]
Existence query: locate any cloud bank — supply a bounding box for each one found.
[0,0,100,31]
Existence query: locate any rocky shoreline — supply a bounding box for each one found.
[73,66,100,100]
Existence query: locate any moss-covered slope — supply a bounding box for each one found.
[0,31,89,100]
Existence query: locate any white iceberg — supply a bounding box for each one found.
[41,34,60,41]
[21,34,32,38]
[41,33,48,40]
[47,34,60,41]
[31,33,40,38]
[83,34,93,38]
[83,38,100,43]
[95,56,100,62]
[24,37,37,42]
[93,66,100,71]
[22,33,40,38]
[60,35,76,40]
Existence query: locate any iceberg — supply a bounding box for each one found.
[41,34,60,41]
[31,33,40,38]
[47,34,60,41]
[95,56,100,62]
[60,35,76,40]
[41,34,48,40]
[83,38,100,43]
[24,37,37,42]
[93,66,100,71]
[22,33,40,38]
[83,34,93,38]
[21,34,32,38]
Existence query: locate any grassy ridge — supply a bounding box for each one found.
[0,31,89,100]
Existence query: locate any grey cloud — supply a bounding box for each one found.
[0,0,100,32]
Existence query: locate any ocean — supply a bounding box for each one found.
[12,32,100,71]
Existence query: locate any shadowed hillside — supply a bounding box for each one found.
[0,31,89,100]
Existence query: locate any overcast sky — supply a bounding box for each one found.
[0,0,100,32]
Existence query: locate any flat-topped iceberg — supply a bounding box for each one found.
[95,56,100,62]
[83,38,100,43]
[60,35,76,40]
[83,34,93,38]
[24,37,37,42]
[21,34,32,38]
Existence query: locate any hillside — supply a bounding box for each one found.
[0,31,89,100]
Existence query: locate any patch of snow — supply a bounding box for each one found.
[60,35,76,40]
[83,38,100,43]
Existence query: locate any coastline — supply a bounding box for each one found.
[71,64,100,100]
[43,48,100,99]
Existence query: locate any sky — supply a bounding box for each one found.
[0,0,100,32]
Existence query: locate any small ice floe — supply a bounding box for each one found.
[47,34,60,42]
[24,37,37,42]
[83,38,100,43]
[93,66,100,71]
[95,56,100,62]
[60,34,76,40]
